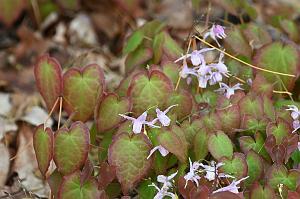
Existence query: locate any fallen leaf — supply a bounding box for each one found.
[21,106,53,127]
[0,142,10,186]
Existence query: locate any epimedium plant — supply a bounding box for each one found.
[32,19,300,199]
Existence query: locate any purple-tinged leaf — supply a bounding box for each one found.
[167,89,193,120]
[220,153,248,179]
[153,32,165,64]
[254,42,299,90]
[193,128,209,160]
[198,113,222,134]
[208,131,233,160]
[158,126,188,162]
[54,121,90,175]
[181,119,202,146]
[58,171,101,199]
[245,151,263,186]
[216,105,240,135]
[33,124,53,177]
[239,94,264,119]
[127,69,173,116]
[249,182,276,199]
[251,74,273,98]
[108,132,152,194]
[48,169,63,199]
[267,164,300,191]
[0,0,27,27]
[125,45,153,74]
[210,191,241,199]
[63,64,105,122]
[95,93,131,133]
[266,119,291,144]
[80,159,94,186]
[98,161,116,190]
[34,54,63,111]
[242,23,272,49]
[189,185,210,199]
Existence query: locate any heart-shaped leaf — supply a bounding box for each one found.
[54,122,90,175]
[193,128,209,160]
[98,161,116,190]
[58,171,101,199]
[239,94,264,119]
[242,23,272,49]
[266,119,291,144]
[254,42,299,90]
[198,113,222,134]
[108,133,152,194]
[220,153,248,179]
[158,127,188,162]
[161,62,181,87]
[245,150,263,186]
[162,32,183,58]
[125,45,153,74]
[251,74,273,98]
[127,69,173,115]
[249,182,276,199]
[33,125,53,177]
[224,26,252,57]
[95,93,131,133]
[181,119,202,146]
[48,169,63,198]
[0,0,27,26]
[34,54,63,111]
[216,105,240,134]
[208,131,233,160]
[63,64,105,122]
[167,89,193,120]
[267,164,300,191]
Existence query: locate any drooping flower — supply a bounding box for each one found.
[215,83,243,98]
[203,24,226,47]
[199,161,233,181]
[179,64,197,79]
[292,120,300,133]
[213,176,249,194]
[184,158,201,188]
[119,111,159,134]
[207,53,228,85]
[157,171,178,188]
[156,105,178,126]
[286,105,300,120]
[174,48,214,65]
[147,145,169,159]
[149,183,177,199]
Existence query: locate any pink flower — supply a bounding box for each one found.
[215,83,243,98]
[292,120,300,133]
[286,105,300,120]
[213,176,249,194]
[147,145,169,159]
[207,53,228,85]
[204,24,226,47]
[179,64,197,79]
[119,111,159,134]
[190,48,214,66]
[156,105,178,126]
[184,158,201,188]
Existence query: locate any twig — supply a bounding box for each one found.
[44,97,59,130]
[57,97,63,130]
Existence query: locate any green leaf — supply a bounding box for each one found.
[280,19,299,42]
[152,32,165,64]
[0,0,27,26]
[163,32,183,58]
[34,54,63,112]
[108,133,152,194]
[199,113,222,133]
[57,0,79,10]
[239,94,264,119]
[58,171,101,199]
[125,45,153,73]
[266,119,291,144]
[63,64,105,122]
[33,125,53,177]
[250,182,276,199]
[193,128,209,160]
[208,131,233,160]
[161,62,181,87]
[254,42,299,90]
[267,164,300,191]
[128,69,173,116]
[95,93,131,132]
[243,23,272,49]
[123,30,144,54]
[220,153,248,179]
[137,179,156,199]
[54,122,90,175]
[98,131,114,163]
[181,119,202,146]
[245,150,263,186]
[47,169,63,198]
[224,26,252,57]
[216,105,240,134]
[158,127,188,162]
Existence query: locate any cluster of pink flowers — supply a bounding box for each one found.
[286,105,300,133]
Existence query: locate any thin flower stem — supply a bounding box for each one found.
[57,97,63,130]
[175,38,193,91]
[44,97,59,130]
[193,35,296,77]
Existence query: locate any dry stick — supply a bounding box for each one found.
[44,97,59,130]
[193,35,296,77]
[57,96,63,130]
[175,38,193,91]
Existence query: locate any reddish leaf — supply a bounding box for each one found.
[167,89,193,120]
[210,191,241,199]
[108,133,152,194]
[216,105,240,134]
[249,182,276,199]
[220,153,248,179]
[98,162,116,190]
[80,159,94,186]
[95,93,131,132]
[178,176,196,199]
[48,169,63,199]
[34,54,63,111]
[0,0,27,26]
[33,124,53,177]
[63,64,105,122]
[54,122,90,175]
[190,185,210,199]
